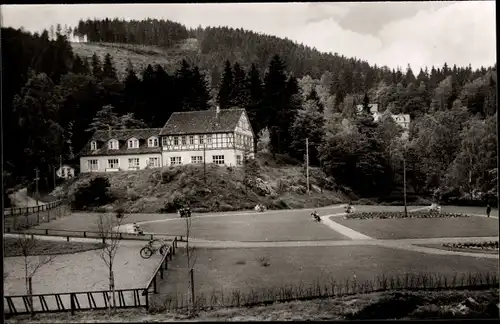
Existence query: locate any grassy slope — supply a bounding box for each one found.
[71,40,199,80]
[6,288,499,322]
[62,153,347,213]
[3,238,104,257]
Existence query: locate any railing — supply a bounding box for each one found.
[4,228,185,243]
[4,236,182,317]
[4,288,146,316]
[144,237,179,296]
[4,202,71,232]
[4,200,64,216]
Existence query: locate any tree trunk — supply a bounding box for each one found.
[29,277,34,318]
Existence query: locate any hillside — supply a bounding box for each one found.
[71,40,200,81]
[54,153,348,213]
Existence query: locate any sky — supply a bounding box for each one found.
[1,2,496,71]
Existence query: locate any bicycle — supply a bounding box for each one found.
[140,238,169,259]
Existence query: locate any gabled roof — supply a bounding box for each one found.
[79,128,162,157]
[91,128,162,142]
[159,108,245,136]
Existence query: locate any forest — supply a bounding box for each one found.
[2,18,497,206]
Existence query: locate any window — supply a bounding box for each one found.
[170,157,181,166]
[236,155,242,165]
[128,158,139,168]
[181,136,187,145]
[88,160,98,171]
[207,134,212,144]
[107,159,119,169]
[108,140,119,150]
[191,156,203,164]
[213,155,225,165]
[162,137,169,146]
[90,141,97,150]
[189,135,194,145]
[128,138,139,149]
[148,157,160,168]
[173,136,179,145]
[199,135,205,145]
[148,137,158,147]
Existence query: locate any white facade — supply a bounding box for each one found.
[80,109,256,172]
[56,165,75,179]
[80,153,163,173]
[160,110,255,167]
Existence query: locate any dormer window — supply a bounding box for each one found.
[128,138,139,149]
[148,137,158,147]
[108,139,119,150]
[90,141,97,151]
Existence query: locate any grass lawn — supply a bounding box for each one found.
[333,217,499,239]
[416,244,499,255]
[3,238,104,257]
[155,245,497,305]
[139,210,349,241]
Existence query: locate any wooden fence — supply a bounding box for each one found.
[4,228,185,243]
[4,236,181,316]
[4,202,71,232]
[4,200,64,216]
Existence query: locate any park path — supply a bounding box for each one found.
[5,232,498,259]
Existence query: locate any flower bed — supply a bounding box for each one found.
[442,241,499,251]
[344,211,470,220]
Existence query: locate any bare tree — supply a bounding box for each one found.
[96,206,126,315]
[185,212,197,313]
[14,234,54,317]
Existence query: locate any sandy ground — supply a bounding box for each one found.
[4,242,162,313]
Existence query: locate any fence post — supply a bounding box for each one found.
[70,293,75,315]
[66,236,70,242]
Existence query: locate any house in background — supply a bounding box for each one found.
[79,107,256,173]
[159,106,255,167]
[79,128,163,173]
[356,103,410,138]
[56,165,76,179]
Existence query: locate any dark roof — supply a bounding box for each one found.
[91,128,161,142]
[80,146,161,157]
[79,128,162,157]
[159,109,245,136]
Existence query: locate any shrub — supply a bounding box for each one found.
[71,176,114,210]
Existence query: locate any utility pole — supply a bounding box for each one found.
[203,143,206,184]
[403,144,407,217]
[306,138,310,195]
[34,168,40,202]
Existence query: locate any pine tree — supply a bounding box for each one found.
[228,62,250,108]
[305,88,324,114]
[124,60,141,117]
[189,66,211,111]
[217,60,233,109]
[246,63,264,134]
[72,54,87,74]
[102,53,117,80]
[91,53,102,79]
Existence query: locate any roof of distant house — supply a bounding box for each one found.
[79,128,162,157]
[159,108,246,136]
